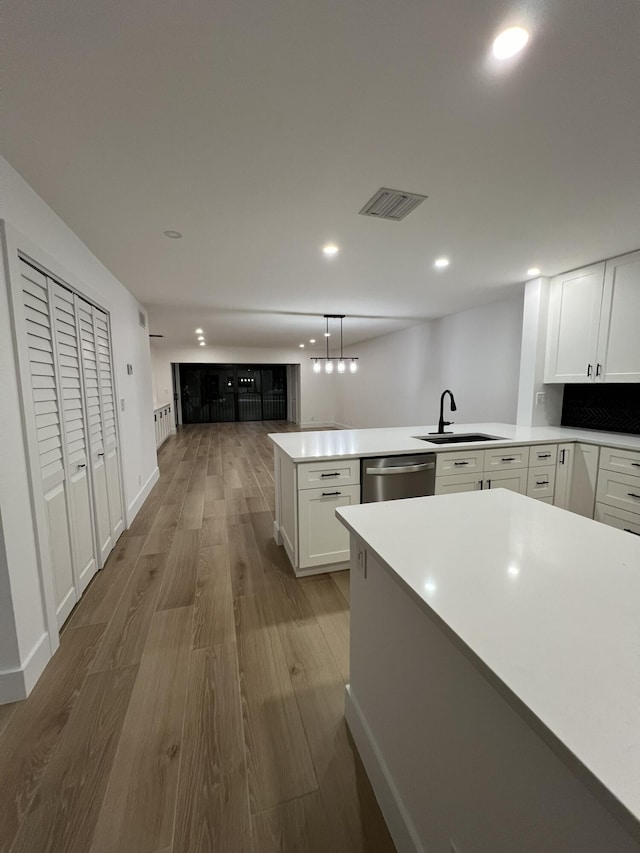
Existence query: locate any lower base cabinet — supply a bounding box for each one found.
[298,485,360,569]
[594,502,640,536]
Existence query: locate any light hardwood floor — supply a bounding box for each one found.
[0,421,396,853]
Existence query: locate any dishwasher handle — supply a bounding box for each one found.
[365,461,435,475]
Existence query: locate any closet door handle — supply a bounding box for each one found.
[479,480,484,490]
[486,479,492,489]
[587,364,593,377]
[596,363,602,377]
[560,449,566,464]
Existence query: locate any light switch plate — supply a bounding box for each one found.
[127,363,133,375]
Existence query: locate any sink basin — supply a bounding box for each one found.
[413,433,506,445]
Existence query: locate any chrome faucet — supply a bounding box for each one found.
[434,389,457,435]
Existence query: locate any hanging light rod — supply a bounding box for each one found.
[311,314,359,374]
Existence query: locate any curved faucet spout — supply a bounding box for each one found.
[436,389,457,434]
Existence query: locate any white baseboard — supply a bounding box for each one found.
[298,421,336,429]
[332,422,353,430]
[126,466,160,527]
[0,632,50,703]
[344,685,424,853]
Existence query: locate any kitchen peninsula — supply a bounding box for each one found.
[270,422,640,577]
[335,489,640,852]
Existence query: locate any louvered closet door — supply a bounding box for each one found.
[93,307,124,541]
[51,282,98,593]
[77,296,113,564]
[20,262,77,626]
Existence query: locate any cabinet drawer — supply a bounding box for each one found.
[599,446,640,477]
[595,469,640,514]
[297,484,360,569]
[537,496,554,505]
[528,444,558,467]
[298,458,360,489]
[526,465,555,499]
[435,449,484,476]
[483,446,530,471]
[434,473,483,495]
[594,502,640,537]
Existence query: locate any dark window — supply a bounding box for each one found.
[179,364,287,423]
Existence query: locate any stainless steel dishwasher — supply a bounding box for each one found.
[361,454,436,503]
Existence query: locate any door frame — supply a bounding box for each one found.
[1,220,127,651]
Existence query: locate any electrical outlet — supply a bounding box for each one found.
[536,391,546,406]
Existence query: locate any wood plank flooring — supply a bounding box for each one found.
[0,421,396,853]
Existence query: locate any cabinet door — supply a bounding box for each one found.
[553,444,574,510]
[568,443,599,518]
[434,473,483,496]
[484,469,526,494]
[544,264,605,383]
[298,485,360,569]
[596,251,640,382]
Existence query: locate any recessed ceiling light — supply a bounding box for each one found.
[197,335,205,341]
[309,339,316,344]
[492,27,529,59]
[199,341,206,346]
[323,244,339,256]
[299,343,305,348]
[163,230,183,239]
[434,257,450,268]
[195,328,203,334]
[527,267,541,277]
[324,332,331,337]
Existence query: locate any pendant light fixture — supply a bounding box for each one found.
[311,315,359,375]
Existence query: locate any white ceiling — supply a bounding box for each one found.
[4,0,640,349]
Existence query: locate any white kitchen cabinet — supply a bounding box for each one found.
[529,444,558,467]
[595,470,640,515]
[298,485,360,569]
[544,263,605,383]
[594,503,640,537]
[435,472,483,496]
[483,445,530,472]
[545,252,640,383]
[554,444,574,510]
[484,469,527,495]
[435,448,484,476]
[596,251,640,382]
[526,466,556,500]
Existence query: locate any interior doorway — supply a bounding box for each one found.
[177,363,288,424]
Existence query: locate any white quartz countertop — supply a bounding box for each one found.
[337,489,640,833]
[269,422,640,462]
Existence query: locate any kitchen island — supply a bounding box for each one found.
[336,489,640,853]
[270,422,640,577]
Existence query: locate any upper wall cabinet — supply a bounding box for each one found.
[596,251,640,382]
[544,252,640,383]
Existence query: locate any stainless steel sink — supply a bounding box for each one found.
[413,433,506,445]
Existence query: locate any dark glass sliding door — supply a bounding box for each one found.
[179,364,287,424]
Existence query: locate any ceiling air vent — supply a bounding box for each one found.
[138,310,147,329]
[359,187,427,221]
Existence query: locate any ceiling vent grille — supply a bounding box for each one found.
[359,187,427,221]
[138,310,147,329]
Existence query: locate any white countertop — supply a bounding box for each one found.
[337,489,640,832]
[269,422,640,462]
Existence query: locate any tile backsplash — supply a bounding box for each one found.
[561,383,640,435]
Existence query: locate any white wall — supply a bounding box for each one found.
[334,323,439,428]
[336,292,525,429]
[0,156,158,698]
[150,343,337,428]
[432,290,524,424]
